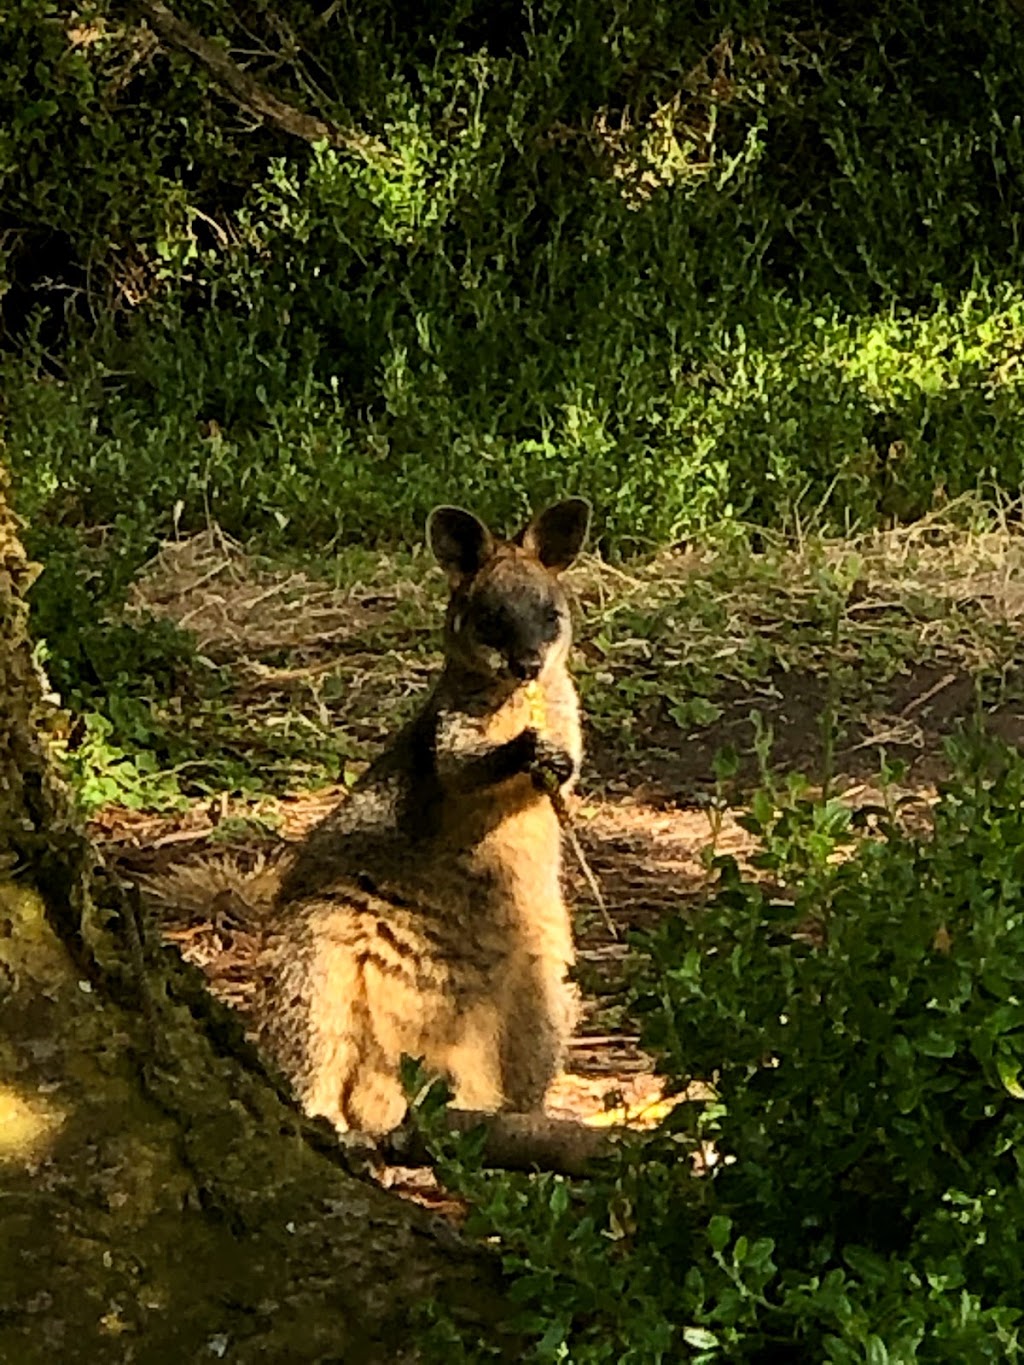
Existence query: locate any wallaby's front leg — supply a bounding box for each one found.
[527,679,583,796]
[440,729,577,802]
[434,722,540,793]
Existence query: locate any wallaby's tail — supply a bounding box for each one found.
[137,850,292,1018]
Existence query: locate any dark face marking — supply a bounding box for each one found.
[472,592,560,650]
[446,551,570,682]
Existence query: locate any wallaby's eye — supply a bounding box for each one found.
[473,606,507,647]
[537,602,562,639]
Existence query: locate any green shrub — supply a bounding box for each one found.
[5,1,1024,565]
[422,740,1024,1360]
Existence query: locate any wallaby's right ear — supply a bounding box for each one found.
[426,507,495,580]
[520,497,591,572]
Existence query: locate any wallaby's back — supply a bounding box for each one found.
[259,498,591,1133]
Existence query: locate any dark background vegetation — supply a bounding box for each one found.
[6,3,1024,1359]
[4,0,1024,564]
[7,0,1024,783]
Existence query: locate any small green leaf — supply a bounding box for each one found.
[866,1335,889,1365]
[549,1180,569,1217]
[917,1029,956,1058]
[996,1051,1024,1099]
[712,744,740,781]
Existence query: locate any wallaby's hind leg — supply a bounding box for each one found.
[267,908,412,1135]
[297,983,408,1135]
[346,975,508,1120]
[302,932,506,1133]
[497,956,576,1111]
[267,904,516,1132]
[334,1050,408,1135]
[436,999,506,1114]
[343,957,438,1133]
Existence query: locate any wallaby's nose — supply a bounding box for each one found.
[509,654,543,681]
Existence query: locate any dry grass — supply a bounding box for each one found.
[106,503,1024,814]
[109,512,1024,1149]
[126,524,438,675]
[120,529,441,783]
[571,501,1024,694]
[127,506,1024,718]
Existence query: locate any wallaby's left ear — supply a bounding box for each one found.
[426,506,495,579]
[520,497,592,572]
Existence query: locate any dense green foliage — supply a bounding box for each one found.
[4,0,1024,568]
[421,742,1024,1361]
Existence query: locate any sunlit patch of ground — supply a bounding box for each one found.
[83,507,1024,1211]
[100,778,937,1154]
[547,1070,682,1128]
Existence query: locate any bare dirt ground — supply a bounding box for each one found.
[95,693,963,1132]
[85,514,1024,1203]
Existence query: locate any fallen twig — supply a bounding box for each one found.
[136,1,394,163]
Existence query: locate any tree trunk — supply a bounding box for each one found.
[0,480,506,1363]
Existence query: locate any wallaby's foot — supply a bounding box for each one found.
[335,1126,389,1179]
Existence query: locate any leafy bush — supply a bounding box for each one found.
[5,1,1024,562]
[5,0,1024,728]
[422,740,1024,1360]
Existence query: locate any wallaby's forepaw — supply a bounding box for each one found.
[529,735,576,792]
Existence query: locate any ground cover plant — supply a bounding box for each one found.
[6,0,1024,810]
[416,736,1024,1361]
[5,0,1024,579]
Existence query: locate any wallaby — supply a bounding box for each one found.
[258,497,591,1134]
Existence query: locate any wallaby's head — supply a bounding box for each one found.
[427,498,591,684]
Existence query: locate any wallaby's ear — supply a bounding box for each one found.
[520,498,591,572]
[426,506,495,579]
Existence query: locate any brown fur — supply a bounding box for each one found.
[258,499,590,1133]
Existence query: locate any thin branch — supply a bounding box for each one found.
[135,0,392,164]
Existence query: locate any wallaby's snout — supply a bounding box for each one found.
[509,651,543,681]
[469,563,567,683]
